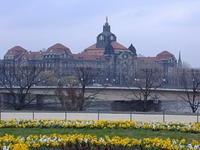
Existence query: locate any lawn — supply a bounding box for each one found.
[0,127,199,142]
[0,120,200,149]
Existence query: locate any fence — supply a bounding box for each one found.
[0,111,199,123]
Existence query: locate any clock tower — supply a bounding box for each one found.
[96,17,117,48]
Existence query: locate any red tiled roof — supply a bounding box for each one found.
[138,51,176,62]
[75,41,128,60]
[5,46,27,55]
[111,41,128,50]
[86,41,128,51]
[138,57,157,62]
[85,44,97,50]
[44,43,72,55]
[24,52,43,60]
[156,51,175,60]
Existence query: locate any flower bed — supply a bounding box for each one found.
[0,134,200,150]
[0,119,200,133]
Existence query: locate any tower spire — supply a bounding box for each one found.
[178,51,182,68]
[103,16,110,32]
[106,16,108,23]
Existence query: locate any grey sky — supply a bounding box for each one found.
[0,0,200,67]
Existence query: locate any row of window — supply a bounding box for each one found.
[98,34,116,41]
[4,55,14,59]
[43,54,68,59]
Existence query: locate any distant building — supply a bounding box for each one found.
[1,18,180,86]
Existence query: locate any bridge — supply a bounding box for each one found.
[0,86,189,101]
[0,86,195,112]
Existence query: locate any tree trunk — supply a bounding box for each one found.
[143,93,148,112]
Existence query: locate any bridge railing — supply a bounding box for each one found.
[0,111,199,123]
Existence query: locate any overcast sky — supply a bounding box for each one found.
[0,0,200,67]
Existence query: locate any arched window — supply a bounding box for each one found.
[110,35,115,41]
[99,35,104,41]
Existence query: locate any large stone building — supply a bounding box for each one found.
[1,18,181,86]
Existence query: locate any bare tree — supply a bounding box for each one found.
[75,66,101,110]
[38,71,57,86]
[180,69,200,113]
[134,68,164,111]
[0,63,49,110]
[55,66,101,111]
[55,76,79,111]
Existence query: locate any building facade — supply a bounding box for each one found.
[1,19,181,86]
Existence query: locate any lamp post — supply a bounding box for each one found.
[92,79,95,86]
[80,78,83,86]
[113,79,116,85]
[134,78,140,87]
[192,78,195,88]
[162,78,166,87]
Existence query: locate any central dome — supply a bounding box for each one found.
[74,18,128,60]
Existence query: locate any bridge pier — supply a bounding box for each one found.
[0,94,4,109]
[0,93,10,109]
[36,94,44,109]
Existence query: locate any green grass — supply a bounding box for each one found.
[0,128,199,141]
